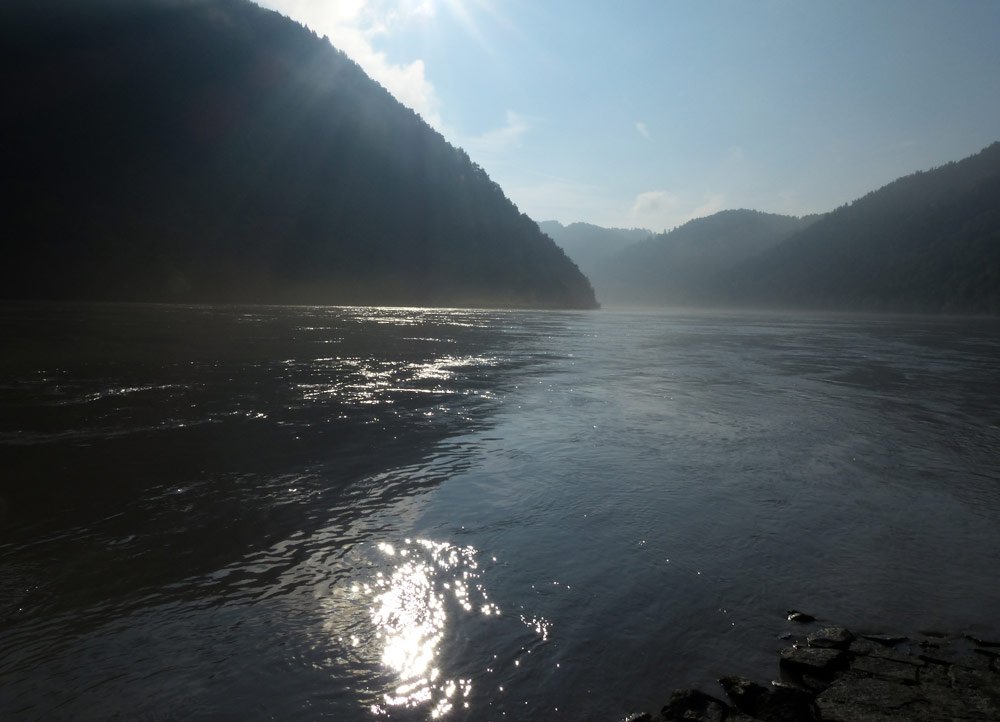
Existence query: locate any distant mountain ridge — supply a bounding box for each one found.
[593,210,817,306]
[538,221,651,281]
[0,0,597,309]
[582,142,1000,313]
[731,142,1000,313]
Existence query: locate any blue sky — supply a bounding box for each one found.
[255,0,1000,232]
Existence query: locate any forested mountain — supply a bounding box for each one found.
[732,142,1000,313]
[594,210,816,306]
[589,143,1000,313]
[537,221,651,280]
[0,0,596,309]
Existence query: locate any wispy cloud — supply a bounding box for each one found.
[635,121,650,139]
[463,111,531,157]
[688,193,726,220]
[631,190,679,217]
[630,190,726,231]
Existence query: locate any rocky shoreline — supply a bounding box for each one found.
[626,615,1000,721]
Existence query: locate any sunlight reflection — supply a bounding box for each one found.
[293,353,497,408]
[366,538,499,717]
[344,307,492,329]
[409,355,495,381]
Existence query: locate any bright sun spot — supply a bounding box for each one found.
[364,539,500,717]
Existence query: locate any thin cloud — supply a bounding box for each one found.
[632,190,679,216]
[464,111,531,157]
[688,193,726,220]
[630,190,726,231]
[635,121,650,139]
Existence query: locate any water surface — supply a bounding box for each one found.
[2,303,999,720]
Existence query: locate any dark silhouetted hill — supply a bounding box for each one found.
[538,221,651,281]
[0,0,596,309]
[590,143,1000,313]
[595,210,816,306]
[732,142,1000,313]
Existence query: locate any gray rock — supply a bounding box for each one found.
[919,647,994,671]
[806,626,855,650]
[949,665,1000,693]
[718,676,769,714]
[967,634,1000,648]
[779,646,847,677]
[848,638,881,656]
[638,623,1000,722]
[621,714,652,722]
[660,689,729,722]
[786,610,815,623]
[774,671,831,694]
[718,676,819,721]
[849,639,924,666]
[851,654,920,684]
[956,687,1000,719]
[816,672,921,714]
[974,648,1000,666]
[860,633,908,646]
[918,677,999,720]
[959,652,995,672]
[814,705,928,722]
[917,646,960,667]
[798,674,832,693]
[917,661,953,688]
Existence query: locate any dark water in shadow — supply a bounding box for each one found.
[2,303,1000,720]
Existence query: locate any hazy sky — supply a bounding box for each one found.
[254,0,1000,232]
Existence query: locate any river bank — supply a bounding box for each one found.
[628,617,1000,721]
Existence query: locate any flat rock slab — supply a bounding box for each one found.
[660,688,729,722]
[917,637,997,670]
[852,654,920,684]
[632,623,1000,722]
[860,634,909,646]
[849,639,925,665]
[807,626,855,650]
[967,635,1000,648]
[817,673,922,716]
[719,675,819,721]
[917,661,953,687]
[780,646,846,676]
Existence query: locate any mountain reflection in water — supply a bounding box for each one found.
[2,303,1000,720]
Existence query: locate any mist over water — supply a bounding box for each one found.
[2,303,1000,720]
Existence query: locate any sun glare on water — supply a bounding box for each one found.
[362,539,502,718]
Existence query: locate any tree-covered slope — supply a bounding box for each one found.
[595,210,816,306]
[0,0,596,309]
[585,142,1000,313]
[732,142,1000,313]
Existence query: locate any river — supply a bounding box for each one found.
[2,303,999,720]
